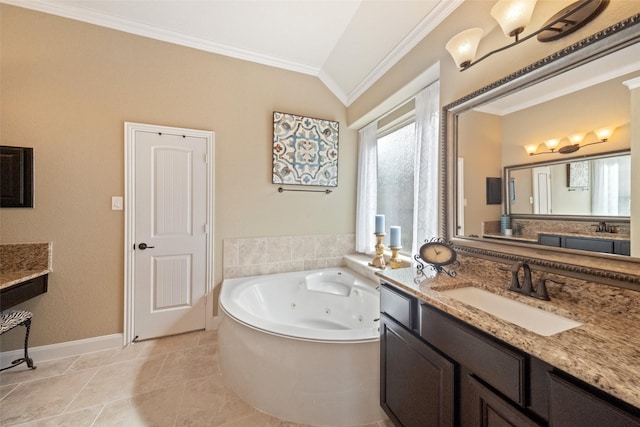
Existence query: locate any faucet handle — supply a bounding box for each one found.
[533,277,564,301]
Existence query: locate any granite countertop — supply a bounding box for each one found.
[0,269,51,290]
[377,267,640,409]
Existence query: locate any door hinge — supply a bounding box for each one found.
[204,224,209,233]
[204,154,208,164]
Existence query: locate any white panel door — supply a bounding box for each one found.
[532,167,552,215]
[134,130,208,340]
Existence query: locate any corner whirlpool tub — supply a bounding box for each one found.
[218,267,385,426]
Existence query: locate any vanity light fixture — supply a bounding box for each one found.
[524,127,615,155]
[446,0,608,71]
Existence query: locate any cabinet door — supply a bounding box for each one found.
[380,315,455,427]
[549,373,640,427]
[468,375,543,427]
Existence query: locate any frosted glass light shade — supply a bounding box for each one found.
[594,127,614,141]
[568,132,586,144]
[524,144,539,155]
[491,0,538,37]
[446,28,483,68]
[544,138,560,150]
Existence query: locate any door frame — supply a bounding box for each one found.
[124,122,215,346]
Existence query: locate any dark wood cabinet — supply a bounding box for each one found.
[0,274,48,310]
[549,373,640,427]
[468,375,543,427]
[380,281,640,427]
[380,315,455,427]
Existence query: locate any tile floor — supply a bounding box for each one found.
[0,330,393,427]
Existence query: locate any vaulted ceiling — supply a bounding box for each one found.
[4,0,464,105]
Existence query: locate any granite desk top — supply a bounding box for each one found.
[377,267,640,409]
[0,269,51,291]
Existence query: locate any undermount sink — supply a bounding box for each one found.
[440,287,582,336]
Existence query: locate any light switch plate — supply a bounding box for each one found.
[111,196,123,210]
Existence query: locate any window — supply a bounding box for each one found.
[356,80,440,256]
[377,122,416,251]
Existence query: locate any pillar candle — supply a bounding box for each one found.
[390,226,401,247]
[375,214,385,234]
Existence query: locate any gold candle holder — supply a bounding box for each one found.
[389,246,402,269]
[369,233,386,269]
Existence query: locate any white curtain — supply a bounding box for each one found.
[591,157,620,215]
[412,81,440,255]
[355,122,378,253]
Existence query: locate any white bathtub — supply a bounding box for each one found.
[219,267,385,426]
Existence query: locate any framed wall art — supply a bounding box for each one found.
[272,112,339,187]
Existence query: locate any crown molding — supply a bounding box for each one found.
[1,0,320,76]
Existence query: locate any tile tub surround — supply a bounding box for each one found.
[377,256,640,409]
[223,233,355,279]
[0,242,52,289]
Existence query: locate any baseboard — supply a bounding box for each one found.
[0,333,123,366]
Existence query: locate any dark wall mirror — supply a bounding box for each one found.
[0,145,34,208]
[443,16,640,286]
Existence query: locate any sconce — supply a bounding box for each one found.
[524,127,615,155]
[446,0,608,71]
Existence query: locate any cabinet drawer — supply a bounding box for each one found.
[380,284,416,331]
[565,236,614,253]
[538,234,561,247]
[419,303,525,405]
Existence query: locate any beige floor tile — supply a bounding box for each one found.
[132,331,202,358]
[218,412,314,426]
[0,355,79,386]
[197,329,218,346]
[67,345,139,372]
[0,382,18,400]
[0,369,96,426]
[93,384,185,426]
[17,406,102,426]
[66,354,166,412]
[174,374,258,426]
[154,343,219,390]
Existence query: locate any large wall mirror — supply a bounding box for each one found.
[443,15,640,287]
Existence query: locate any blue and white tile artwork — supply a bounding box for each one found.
[272,111,339,187]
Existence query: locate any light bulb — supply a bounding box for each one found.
[524,144,539,155]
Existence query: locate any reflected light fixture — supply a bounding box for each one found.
[446,0,609,71]
[524,127,615,155]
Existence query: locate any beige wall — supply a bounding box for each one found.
[629,83,640,257]
[457,111,502,236]
[0,5,355,350]
[2,1,638,350]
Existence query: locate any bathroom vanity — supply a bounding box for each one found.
[377,267,640,427]
[0,243,52,310]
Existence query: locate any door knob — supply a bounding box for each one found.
[138,243,155,250]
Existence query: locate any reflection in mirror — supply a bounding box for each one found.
[445,20,640,267]
[455,46,638,257]
[506,151,631,217]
